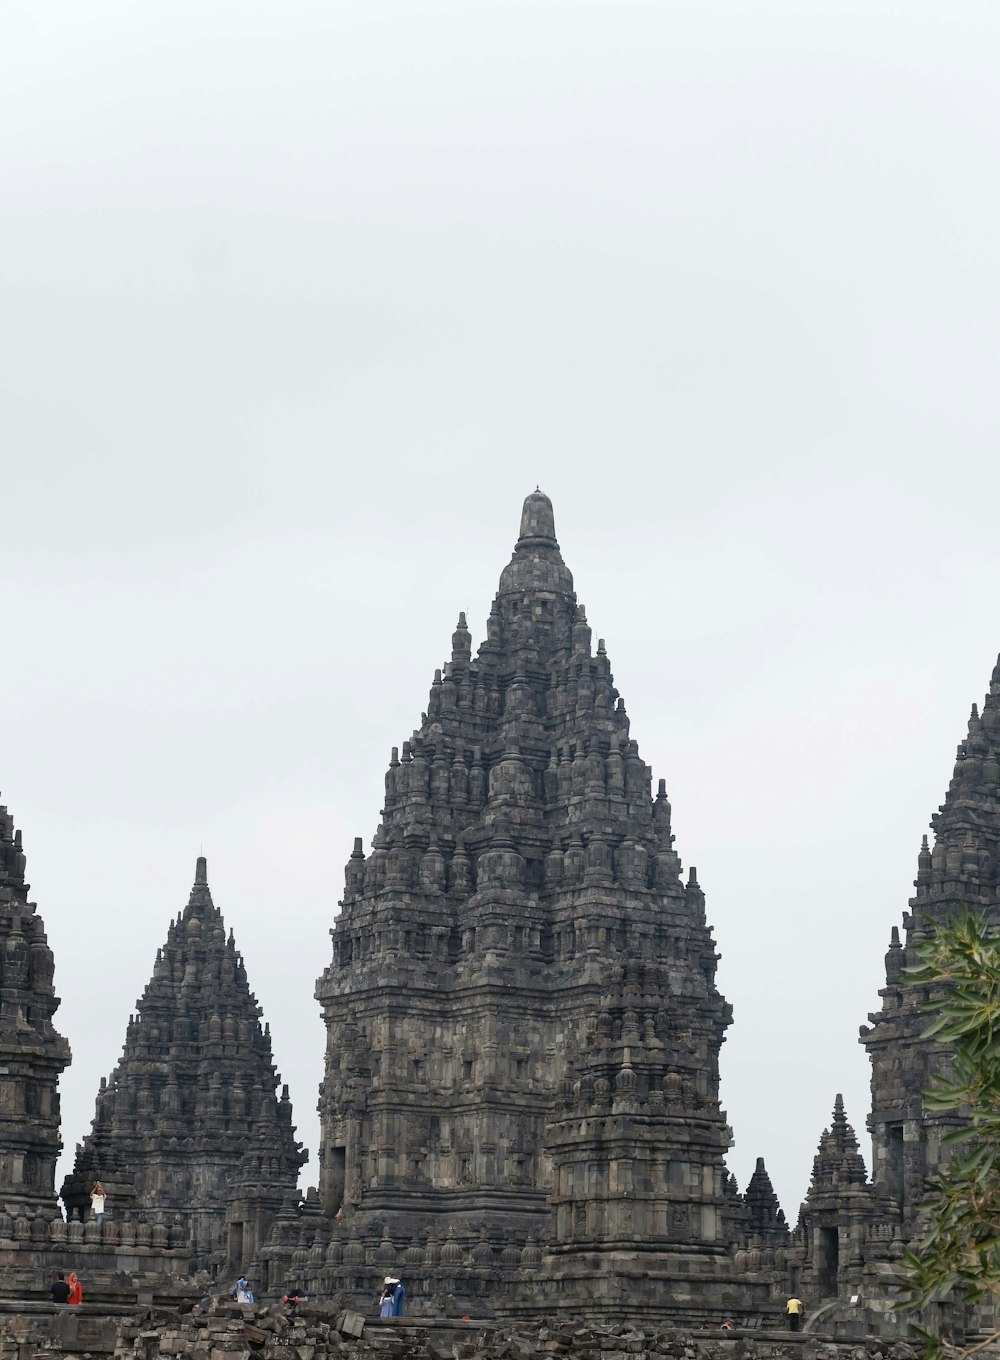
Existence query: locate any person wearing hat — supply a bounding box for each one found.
[378,1280,395,1317]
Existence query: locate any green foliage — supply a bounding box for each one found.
[901,909,1000,1356]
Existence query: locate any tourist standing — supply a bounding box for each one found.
[90,1181,106,1224]
[67,1272,83,1306]
[378,1281,395,1317]
[392,1278,405,1316]
[786,1296,804,1331]
[50,1273,70,1305]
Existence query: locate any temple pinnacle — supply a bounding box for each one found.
[517,488,558,547]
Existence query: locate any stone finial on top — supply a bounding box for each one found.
[451,611,471,663]
[916,834,932,888]
[884,925,903,983]
[517,488,558,547]
[184,855,217,922]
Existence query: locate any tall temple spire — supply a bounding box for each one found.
[315,491,731,1316]
[63,858,306,1267]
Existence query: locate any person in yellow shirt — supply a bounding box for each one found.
[786,1297,804,1331]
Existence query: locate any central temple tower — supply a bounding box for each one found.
[315,492,733,1306]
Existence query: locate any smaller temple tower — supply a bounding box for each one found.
[62,858,306,1271]
[0,796,71,1219]
[795,1095,896,1301]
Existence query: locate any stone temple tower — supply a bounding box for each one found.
[316,491,733,1312]
[0,796,71,1219]
[62,858,306,1270]
[862,655,1000,1235]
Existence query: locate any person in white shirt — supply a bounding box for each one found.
[90,1182,106,1224]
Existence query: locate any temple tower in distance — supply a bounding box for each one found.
[0,796,71,1219]
[62,857,306,1271]
[316,490,734,1316]
[862,655,1000,1235]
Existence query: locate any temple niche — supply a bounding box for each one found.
[62,857,306,1273]
[0,797,71,1220]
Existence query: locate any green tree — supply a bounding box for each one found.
[901,908,1000,1357]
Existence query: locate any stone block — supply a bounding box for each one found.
[49,1311,119,1353]
[338,1314,365,1339]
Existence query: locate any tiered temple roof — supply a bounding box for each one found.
[0,796,70,1220]
[805,1095,870,1201]
[62,858,306,1270]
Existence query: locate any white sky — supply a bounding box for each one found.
[2,0,999,1221]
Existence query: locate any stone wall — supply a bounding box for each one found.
[0,1214,194,1309]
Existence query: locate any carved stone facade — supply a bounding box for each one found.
[62,858,306,1272]
[0,798,71,1220]
[543,957,743,1321]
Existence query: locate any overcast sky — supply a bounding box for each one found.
[2,0,999,1221]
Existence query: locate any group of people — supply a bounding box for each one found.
[50,1272,83,1306]
[377,1277,405,1317]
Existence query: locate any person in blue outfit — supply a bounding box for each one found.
[392,1278,405,1316]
